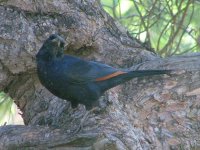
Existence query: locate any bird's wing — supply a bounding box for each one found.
[90,61,126,81]
[64,57,126,84]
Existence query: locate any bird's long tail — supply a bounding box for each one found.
[98,70,171,92]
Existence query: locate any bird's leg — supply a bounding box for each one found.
[74,107,100,133]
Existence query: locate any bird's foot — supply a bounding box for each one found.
[74,107,100,133]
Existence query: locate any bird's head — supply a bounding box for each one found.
[36,34,66,61]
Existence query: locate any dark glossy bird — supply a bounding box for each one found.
[36,34,170,110]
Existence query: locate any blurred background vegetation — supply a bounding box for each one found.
[101,0,199,57]
[0,0,199,125]
[0,92,23,125]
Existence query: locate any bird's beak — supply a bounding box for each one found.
[52,35,66,48]
[58,40,61,47]
[57,36,65,47]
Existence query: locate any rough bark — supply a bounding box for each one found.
[0,0,200,150]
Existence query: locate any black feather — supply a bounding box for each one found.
[36,34,171,109]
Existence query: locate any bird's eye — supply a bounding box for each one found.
[49,34,57,41]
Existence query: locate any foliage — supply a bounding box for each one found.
[101,0,200,57]
[0,92,15,125]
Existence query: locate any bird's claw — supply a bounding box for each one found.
[73,107,100,133]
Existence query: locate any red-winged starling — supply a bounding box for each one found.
[36,34,170,110]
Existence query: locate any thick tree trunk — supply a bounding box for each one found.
[0,0,200,149]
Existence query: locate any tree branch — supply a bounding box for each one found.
[0,0,200,149]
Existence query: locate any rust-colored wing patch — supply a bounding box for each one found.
[95,71,126,81]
